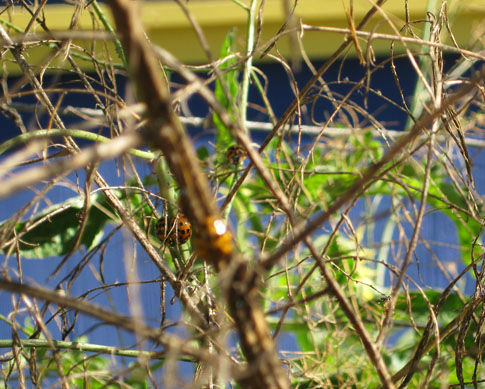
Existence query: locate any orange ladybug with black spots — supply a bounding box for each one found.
[155,214,192,246]
[225,145,247,165]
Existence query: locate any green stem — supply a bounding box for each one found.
[0,338,194,361]
[91,0,128,68]
[405,0,439,130]
[0,129,155,160]
[0,18,22,33]
[229,0,249,11]
[0,314,30,336]
[239,0,257,126]
[153,157,177,217]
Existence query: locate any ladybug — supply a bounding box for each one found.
[225,145,247,165]
[378,295,392,309]
[378,295,391,304]
[155,214,192,246]
[193,216,233,265]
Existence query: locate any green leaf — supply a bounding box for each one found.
[213,29,240,151]
[124,364,150,388]
[2,193,118,259]
[197,145,209,161]
[393,290,464,327]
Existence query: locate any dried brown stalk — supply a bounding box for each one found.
[107,0,290,387]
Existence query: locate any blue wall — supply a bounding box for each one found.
[0,55,483,381]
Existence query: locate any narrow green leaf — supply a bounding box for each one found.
[213,29,240,151]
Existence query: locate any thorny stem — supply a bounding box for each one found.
[91,0,127,68]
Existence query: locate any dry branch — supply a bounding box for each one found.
[107,0,290,387]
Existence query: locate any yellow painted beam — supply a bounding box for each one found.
[0,0,483,75]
